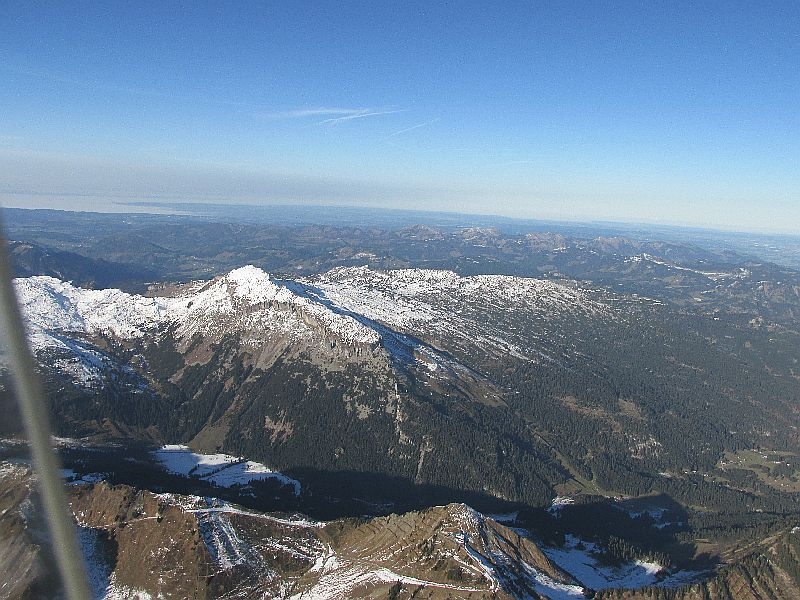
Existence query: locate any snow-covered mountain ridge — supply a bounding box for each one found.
[14,265,612,367]
[311,266,611,359]
[13,265,382,354]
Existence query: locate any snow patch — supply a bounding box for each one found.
[153,445,301,495]
[309,266,610,365]
[627,254,739,282]
[548,496,575,516]
[78,526,114,598]
[543,534,707,590]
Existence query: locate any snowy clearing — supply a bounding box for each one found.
[153,445,301,495]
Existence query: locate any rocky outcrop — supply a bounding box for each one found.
[0,463,60,599]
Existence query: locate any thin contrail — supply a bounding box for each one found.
[320,109,406,124]
[384,118,441,139]
[265,107,367,119]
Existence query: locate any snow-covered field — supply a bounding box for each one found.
[308,266,613,362]
[152,445,301,495]
[543,534,706,590]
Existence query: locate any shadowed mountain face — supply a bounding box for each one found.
[7,240,155,291]
[0,463,61,599]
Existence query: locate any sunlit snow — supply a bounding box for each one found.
[543,534,706,590]
[153,445,301,495]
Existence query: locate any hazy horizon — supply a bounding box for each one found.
[5,198,800,240]
[2,2,798,234]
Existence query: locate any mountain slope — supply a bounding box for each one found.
[7,240,154,291]
[0,462,61,599]
[301,503,583,599]
[9,265,800,513]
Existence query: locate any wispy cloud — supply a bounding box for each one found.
[319,109,406,125]
[263,107,369,119]
[383,118,440,139]
[261,107,406,124]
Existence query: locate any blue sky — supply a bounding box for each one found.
[1,1,798,232]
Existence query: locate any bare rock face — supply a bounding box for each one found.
[0,463,60,600]
[7,469,800,599]
[70,482,216,599]
[291,503,582,599]
[2,471,582,599]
